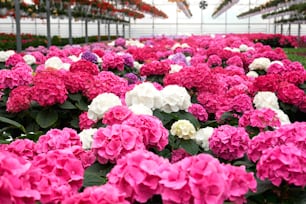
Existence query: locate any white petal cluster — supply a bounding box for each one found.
[170,119,196,140]
[0,50,15,62]
[194,127,214,151]
[78,128,98,150]
[253,91,279,110]
[45,56,65,70]
[23,54,36,65]
[128,104,153,115]
[169,64,183,74]
[249,57,271,71]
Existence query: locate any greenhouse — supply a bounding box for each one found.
[0,0,305,204]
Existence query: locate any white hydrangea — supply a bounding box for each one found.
[253,91,279,110]
[125,39,144,48]
[181,43,190,48]
[171,43,181,50]
[186,56,191,64]
[23,54,36,65]
[78,128,98,150]
[270,60,283,66]
[107,41,115,46]
[231,48,241,53]
[62,63,71,71]
[194,127,214,151]
[68,55,80,62]
[249,57,271,71]
[88,93,122,121]
[271,108,291,126]
[44,56,64,70]
[239,44,248,52]
[128,104,153,115]
[246,71,259,78]
[133,61,143,71]
[0,50,15,62]
[169,64,183,73]
[125,82,163,110]
[170,119,196,140]
[160,85,191,113]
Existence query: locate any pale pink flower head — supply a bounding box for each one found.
[35,128,82,154]
[92,124,145,164]
[107,149,169,203]
[209,125,250,161]
[6,85,32,113]
[188,103,208,122]
[207,54,222,68]
[5,53,25,67]
[62,184,129,204]
[123,114,169,151]
[102,105,133,125]
[6,139,36,160]
[257,145,306,187]
[226,55,243,68]
[79,112,97,130]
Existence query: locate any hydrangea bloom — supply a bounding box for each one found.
[102,52,125,71]
[78,128,98,150]
[140,60,171,76]
[6,86,32,113]
[70,59,99,75]
[277,82,304,106]
[64,71,94,93]
[102,105,133,125]
[170,119,196,140]
[5,53,25,67]
[207,54,222,68]
[115,37,126,47]
[209,125,250,161]
[123,114,169,151]
[92,124,145,164]
[253,91,280,110]
[5,139,36,160]
[79,112,97,130]
[249,57,271,71]
[128,104,153,115]
[81,51,98,64]
[194,127,214,151]
[188,104,208,122]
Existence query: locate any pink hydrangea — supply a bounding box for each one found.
[6,85,32,113]
[29,51,46,64]
[277,82,304,106]
[6,139,36,160]
[140,60,171,76]
[257,145,306,187]
[209,125,250,161]
[0,150,40,204]
[0,67,32,90]
[207,54,222,68]
[123,114,169,151]
[62,184,129,204]
[239,108,281,129]
[222,164,257,204]
[79,112,97,130]
[227,56,243,68]
[188,103,208,122]
[102,52,125,71]
[170,148,191,163]
[92,124,145,164]
[253,74,280,92]
[280,71,305,85]
[64,71,95,93]
[83,71,128,100]
[102,105,133,125]
[5,53,25,67]
[35,128,82,154]
[70,146,96,169]
[230,93,254,113]
[107,149,169,203]
[32,71,68,106]
[248,122,306,162]
[70,59,99,75]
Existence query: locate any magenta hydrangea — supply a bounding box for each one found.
[140,60,171,76]
[188,103,208,122]
[92,124,145,164]
[209,125,250,161]
[123,114,169,151]
[277,81,305,106]
[79,112,97,130]
[6,139,36,160]
[102,52,125,71]
[6,85,32,113]
[5,53,25,67]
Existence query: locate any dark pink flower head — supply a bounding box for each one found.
[222,164,257,204]
[239,108,281,129]
[107,149,169,203]
[6,139,36,160]
[257,145,306,187]
[70,59,99,75]
[227,55,243,68]
[102,52,125,71]
[209,125,250,161]
[6,85,32,113]
[280,71,306,86]
[207,54,222,68]
[79,111,97,130]
[188,103,208,122]
[64,71,94,93]
[30,51,46,64]
[62,184,129,204]
[277,82,305,106]
[35,128,82,154]
[170,148,191,163]
[102,105,133,125]
[123,114,169,151]
[92,124,145,164]
[140,60,171,76]
[5,53,25,67]
[253,74,280,92]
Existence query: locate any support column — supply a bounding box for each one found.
[14,0,22,52]
[108,22,110,41]
[46,0,51,47]
[85,17,88,44]
[98,19,101,42]
[68,5,73,45]
[288,23,291,36]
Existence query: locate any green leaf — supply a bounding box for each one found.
[153,110,174,126]
[75,99,88,111]
[179,139,199,155]
[58,100,76,109]
[172,111,200,129]
[246,179,274,197]
[83,162,114,187]
[35,109,58,128]
[168,134,180,149]
[68,93,82,102]
[0,116,26,133]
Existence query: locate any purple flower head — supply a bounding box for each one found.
[124,73,139,85]
[122,53,134,67]
[81,51,98,64]
[115,37,126,47]
[170,52,188,65]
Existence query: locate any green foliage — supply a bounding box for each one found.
[283,48,306,68]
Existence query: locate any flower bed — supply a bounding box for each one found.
[0,34,305,203]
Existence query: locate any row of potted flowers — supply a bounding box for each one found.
[0,34,305,203]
